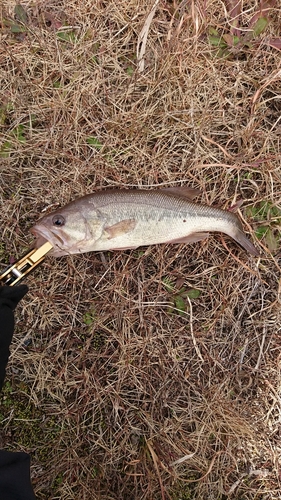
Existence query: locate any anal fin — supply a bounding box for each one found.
[167,232,209,244]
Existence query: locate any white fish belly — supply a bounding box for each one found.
[88,213,228,251]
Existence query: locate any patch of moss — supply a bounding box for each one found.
[0,380,61,461]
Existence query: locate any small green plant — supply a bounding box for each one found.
[247,201,281,252]
[170,480,197,500]
[208,1,278,58]
[208,17,268,58]
[53,80,62,88]
[83,308,105,349]
[0,141,12,158]
[13,124,26,142]
[162,277,201,316]
[162,276,174,293]
[0,243,5,256]
[248,201,281,220]
[83,309,96,326]
[86,136,103,150]
[1,381,13,407]
[3,4,28,35]
[53,472,64,487]
[91,466,99,478]
[57,30,77,43]
[0,124,27,157]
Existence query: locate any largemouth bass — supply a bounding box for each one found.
[31,187,259,257]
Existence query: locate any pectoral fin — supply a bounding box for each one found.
[167,232,209,244]
[162,186,201,200]
[104,219,136,239]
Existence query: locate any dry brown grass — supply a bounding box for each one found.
[0,0,281,499]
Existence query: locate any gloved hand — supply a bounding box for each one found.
[0,285,36,500]
[0,285,29,391]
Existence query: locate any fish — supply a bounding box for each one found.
[30,187,259,257]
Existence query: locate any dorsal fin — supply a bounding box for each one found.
[162,186,201,201]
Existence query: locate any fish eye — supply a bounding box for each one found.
[52,215,65,227]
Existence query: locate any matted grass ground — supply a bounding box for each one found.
[0,1,281,498]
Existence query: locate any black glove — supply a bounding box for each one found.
[0,285,36,500]
[0,285,29,391]
[0,450,36,500]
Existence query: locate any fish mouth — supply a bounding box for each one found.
[30,224,65,251]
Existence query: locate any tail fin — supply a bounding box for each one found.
[233,228,260,256]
